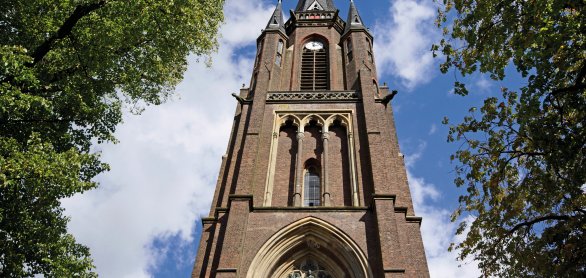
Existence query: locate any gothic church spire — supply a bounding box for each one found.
[295,0,337,12]
[266,0,286,34]
[342,0,368,36]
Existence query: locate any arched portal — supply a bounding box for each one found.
[246,217,373,278]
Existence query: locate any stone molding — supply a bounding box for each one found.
[246,217,374,278]
[266,91,360,102]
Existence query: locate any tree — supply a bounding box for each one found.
[434,0,585,276]
[0,0,224,276]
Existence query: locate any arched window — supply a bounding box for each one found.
[304,165,321,207]
[366,38,373,63]
[301,38,329,90]
[276,40,284,66]
[255,40,264,68]
[346,38,353,62]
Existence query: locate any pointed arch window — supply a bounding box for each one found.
[346,38,353,62]
[366,38,373,63]
[255,40,264,68]
[276,40,284,66]
[304,165,321,207]
[301,39,329,90]
[251,72,258,93]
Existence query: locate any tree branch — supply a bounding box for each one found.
[499,150,545,156]
[30,1,107,65]
[551,83,586,96]
[506,214,570,235]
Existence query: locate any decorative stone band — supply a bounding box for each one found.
[267,91,361,102]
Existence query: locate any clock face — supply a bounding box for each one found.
[305,41,324,50]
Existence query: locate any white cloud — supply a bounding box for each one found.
[474,75,494,93]
[374,0,438,89]
[62,1,274,277]
[406,146,481,278]
[428,123,437,135]
[404,141,426,168]
[61,1,477,276]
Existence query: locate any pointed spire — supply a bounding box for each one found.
[343,0,368,36]
[295,0,337,12]
[265,0,286,34]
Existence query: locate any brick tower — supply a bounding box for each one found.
[192,0,430,277]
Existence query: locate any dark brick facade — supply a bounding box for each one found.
[192,1,430,277]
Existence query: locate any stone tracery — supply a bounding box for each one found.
[264,111,358,207]
[288,258,332,278]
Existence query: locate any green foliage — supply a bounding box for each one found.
[435,0,585,276]
[0,135,102,277]
[1,0,224,276]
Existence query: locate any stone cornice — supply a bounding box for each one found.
[267,90,360,102]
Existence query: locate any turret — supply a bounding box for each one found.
[342,0,369,37]
[341,0,376,90]
[250,0,289,95]
[265,0,286,35]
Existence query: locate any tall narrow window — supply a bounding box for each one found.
[251,72,258,93]
[301,39,328,90]
[276,40,284,66]
[255,40,264,68]
[366,38,373,63]
[303,166,321,206]
[346,39,353,62]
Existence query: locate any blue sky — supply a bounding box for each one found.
[60,0,516,277]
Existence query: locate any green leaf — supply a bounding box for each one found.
[1,0,225,275]
[435,0,586,275]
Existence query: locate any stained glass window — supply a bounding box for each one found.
[287,259,332,278]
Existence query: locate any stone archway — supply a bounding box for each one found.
[246,217,372,278]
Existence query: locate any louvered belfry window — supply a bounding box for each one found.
[300,44,329,90]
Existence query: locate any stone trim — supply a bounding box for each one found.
[384,268,406,273]
[246,217,374,278]
[212,204,369,214]
[394,206,408,213]
[254,206,369,212]
[228,194,254,212]
[371,196,424,225]
[266,91,360,102]
[406,216,423,225]
[372,194,397,201]
[201,217,216,224]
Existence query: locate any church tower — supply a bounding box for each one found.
[192,1,430,277]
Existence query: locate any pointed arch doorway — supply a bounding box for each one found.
[246,217,373,278]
